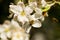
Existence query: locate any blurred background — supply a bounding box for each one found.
[0,0,60,40]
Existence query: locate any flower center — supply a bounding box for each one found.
[5,28,9,32]
[20,11,25,16]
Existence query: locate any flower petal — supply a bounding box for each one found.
[0,33,7,40]
[6,31,12,38]
[24,6,33,15]
[11,20,21,28]
[41,0,47,7]
[35,8,42,15]
[29,2,37,8]
[0,27,5,33]
[17,15,29,24]
[32,20,42,28]
[39,15,45,22]
[10,5,23,14]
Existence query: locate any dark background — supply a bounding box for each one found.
[0,0,14,24]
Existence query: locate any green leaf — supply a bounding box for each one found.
[42,5,50,12]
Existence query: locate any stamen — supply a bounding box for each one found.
[20,11,25,16]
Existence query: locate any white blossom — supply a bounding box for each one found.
[11,31,28,40]
[0,1,48,40]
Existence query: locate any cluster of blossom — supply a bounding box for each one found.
[0,0,55,40]
[9,1,45,33]
[0,20,29,40]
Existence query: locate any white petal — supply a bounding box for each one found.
[35,8,42,15]
[27,15,36,21]
[0,27,5,33]
[41,0,47,7]
[11,20,21,28]
[32,20,42,28]
[12,32,24,40]
[39,16,45,22]
[17,15,29,24]
[29,2,37,7]
[0,33,7,39]
[17,1,24,5]
[32,23,41,28]
[12,37,20,40]
[10,5,23,14]
[35,13,41,19]
[6,31,12,38]
[24,6,33,15]
[12,37,24,40]
[25,35,29,40]
[2,24,10,29]
[20,37,24,40]
[26,27,32,33]
[17,1,25,8]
